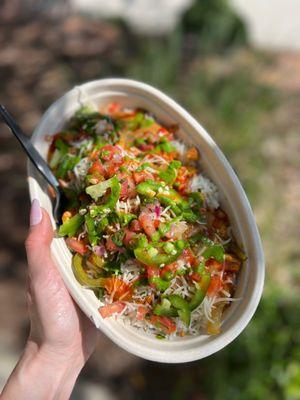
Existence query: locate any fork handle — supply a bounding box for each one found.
[0,105,60,190]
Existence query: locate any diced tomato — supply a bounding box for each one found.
[186,147,199,161]
[139,213,155,237]
[100,146,114,161]
[145,265,160,279]
[149,315,176,334]
[123,229,136,247]
[65,237,87,255]
[205,258,223,272]
[118,174,136,200]
[212,221,228,237]
[215,209,229,222]
[130,219,142,233]
[130,147,143,157]
[88,160,106,183]
[212,209,229,237]
[140,126,173,144]
[175,166,195,193]
[104,277,132,301]
[106,237,118,252]
[99,301,126,318]
[133,170,155,184]
[89,149,101,161]
[182,248,197,267]
[207,275,223,297]
[139,129,159,145]
[224,254,241,272]
[157,127,174,141]
[107,102,121,114]
[139,143,155,151]
[165,221,187,240]
[139,205,160,237]
[146,265,160,289]
[88,160,106,177]
[100,145,123,163]
[154,219,160,229]
[160,262,178,278]
[155,150,177,162]
[106,163,120,177]
[136,305,149,321]
[189,272,202,282]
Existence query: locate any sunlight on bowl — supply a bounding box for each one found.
[28,79,264,363]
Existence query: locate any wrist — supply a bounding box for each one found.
[28,340,84,398]
[2,340,84,400]
[29,339,85,371]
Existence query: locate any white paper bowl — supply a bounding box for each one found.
[28,78,264,363]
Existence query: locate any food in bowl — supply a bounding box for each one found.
[47,103,246,339]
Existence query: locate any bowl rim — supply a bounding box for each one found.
[28,78,265,363]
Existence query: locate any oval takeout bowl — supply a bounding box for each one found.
[28,78,264,363]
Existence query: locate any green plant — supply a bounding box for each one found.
[199,288,300,400]
[182,0,247,52]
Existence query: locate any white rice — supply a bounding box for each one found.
[190,174,220,209]
[73,157,90,182]
[170,140,186,156]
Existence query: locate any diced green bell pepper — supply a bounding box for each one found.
[56,154,81,179]
[188,192,204,208]
[85,213,99,246]
[86,176,121,217]
[55,138,69,154]
[136,180,160,197]
[153,298,178,317]
[49,150,62,169]
[149,277,170,291]
[159,161,181,185]
[96,217,109,233]
[154,141,176,153]
[136,179,188,209]
[189,232,215,247]
[157,188,188,209]
[168,294,191,327]
[118,212,136,227]
[111,230,125,246]
[86,176,120,201]
[126,112,153,130]
[158,216,182,238]
[203,244,224,262]
[134,240,187,267]
[72,253,106,288]
[58,213,84,237]
[189,272,211,311]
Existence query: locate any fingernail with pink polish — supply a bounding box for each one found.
[30,199,42,226]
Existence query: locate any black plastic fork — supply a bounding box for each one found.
[0,104,66,225]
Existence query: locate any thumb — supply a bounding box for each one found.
[25,199,55,282]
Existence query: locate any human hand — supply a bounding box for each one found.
[25,198,97,361]
[1,200,98,399]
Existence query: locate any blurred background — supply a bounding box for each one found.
[0,0,299,398]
